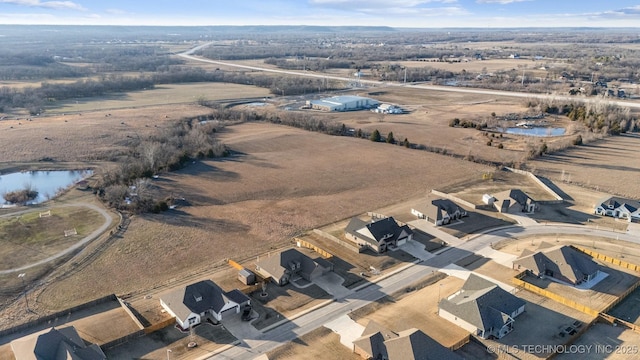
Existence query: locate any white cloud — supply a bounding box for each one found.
[0,0,86,11]
[476,0,531,4]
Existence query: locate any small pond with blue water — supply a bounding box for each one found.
[0,170,92,204]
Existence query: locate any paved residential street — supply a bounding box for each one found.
[210,223,638,359]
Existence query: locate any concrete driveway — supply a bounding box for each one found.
[399,239,435,261]
[312,272,352,300]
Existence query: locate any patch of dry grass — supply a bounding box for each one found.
[267,326,361,360]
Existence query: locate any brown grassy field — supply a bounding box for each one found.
[0,104,210,163]
[50,82,271,114]
[22,122,490,313]
[528,133,640,198]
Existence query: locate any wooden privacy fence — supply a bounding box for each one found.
[512,272,600,317]
[227,259,244,270]
[144,317,176,334]
[295,238,333,259]
[572,246,640,273]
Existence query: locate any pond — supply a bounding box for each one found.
[0,170,93,205]
[500,127,566,137]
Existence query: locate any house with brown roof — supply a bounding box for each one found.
[513,243,600,286]
[159,280,250,330]
[255,248,333,286]
[10,326,106,360]
[345,216,413,253]
[352,320,462,360]
[439,274,525,339]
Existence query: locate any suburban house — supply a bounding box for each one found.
[411,199,468,226]
[345,216,413,253]
[493,189,536,213]
[160,280,250,330]
[352,320,462,360]
[10,326,106,360]
[255,248,333,286]
[513,243,600,286]
[595,196,640,222]
[439,274,526,339]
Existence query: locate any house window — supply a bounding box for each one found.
[189,317,197,324]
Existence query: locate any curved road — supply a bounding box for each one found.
[180,43,640,110]
[0,203,114,275]
[211,222,637,360]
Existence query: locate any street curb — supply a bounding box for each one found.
[192,340,241,360]
[259,299,335,334]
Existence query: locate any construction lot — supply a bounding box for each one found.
[554,323,640,360]
[266,326,360,360]
[352,275,469,349]
[477,289,596,360]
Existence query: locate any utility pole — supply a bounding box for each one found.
[18,273,29,312]
[403,67,407,84]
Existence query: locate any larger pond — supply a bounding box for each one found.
[0,170,93,205]
[500,127,566,137]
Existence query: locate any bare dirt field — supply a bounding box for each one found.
[266,326,360,360]
[353,275,469,349]
[22,122,490,314]
[528,133,640,198]
[555,323,640,360]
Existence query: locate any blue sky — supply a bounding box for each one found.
[0,0,639,27]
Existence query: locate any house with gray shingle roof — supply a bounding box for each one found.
[385,328,463,360]
[345,216,413,253]
[439,274,525,339]
[10,326,106,360]
[493,189,536,213]
[595,196,640,222]
[513,243,600,286]
[411,199,468,226]
[160,280,250,330]
[352,320,462,360]
[255,248,333,286]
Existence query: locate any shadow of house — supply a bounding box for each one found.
[345,216,413,253]
[493,189,536,213]
[438,274,525,339]
[10,326,106,360]
[255,248,333,286]
[353,320,462,360]
[411,199,468,226]
[159,280,250,330]
[513,242,599,286]
[595,196,640,222]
